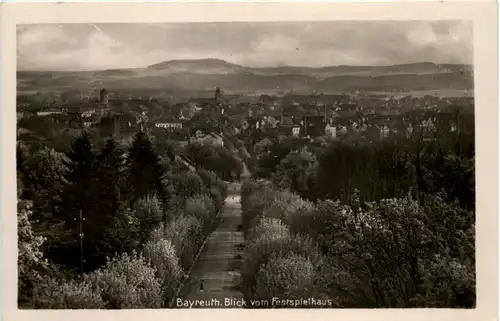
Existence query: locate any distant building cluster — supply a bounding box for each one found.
[17,85,474,149]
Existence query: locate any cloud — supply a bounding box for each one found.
[253,34,299,52]
[18,24,168,70]
[17,21,473,71]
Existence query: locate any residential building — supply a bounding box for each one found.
[36,110,62,117]
[83,114,101,129]
[247,117,264,131]
[421,117,436,132]
[325,123,337,138]
[81,109,96,118]
[380,125,390,139]
[155,119,183,130]
[194,132,225,147]
[338,125,348,135]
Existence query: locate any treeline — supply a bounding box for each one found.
[264,111,474,211]
[17,131,233,308]
[240,180,475,308]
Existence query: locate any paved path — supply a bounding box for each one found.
[174,181,245,309]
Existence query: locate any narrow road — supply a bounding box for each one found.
[174,181,245,308]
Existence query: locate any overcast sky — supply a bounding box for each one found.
[17,21,473,71]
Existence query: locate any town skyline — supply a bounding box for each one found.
[17,21,472,71]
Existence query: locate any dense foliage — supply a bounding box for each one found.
[240,180,475,308]
[17,130,229,308]
[239,115,475,308]
[266,112,475,210]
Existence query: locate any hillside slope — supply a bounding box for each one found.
[17,60,474,95]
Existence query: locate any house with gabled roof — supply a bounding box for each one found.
[193,131,225,147]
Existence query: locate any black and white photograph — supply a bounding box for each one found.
[2,2,498,319]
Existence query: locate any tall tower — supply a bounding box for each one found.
[100,88,109,105]
[214,87,221,103]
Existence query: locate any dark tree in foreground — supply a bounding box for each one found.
[84,139,124,267]
[55,134,125,272]
[56,132,97,271]
[125,132,165,203]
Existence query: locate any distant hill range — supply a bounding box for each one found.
[17,58,474,95]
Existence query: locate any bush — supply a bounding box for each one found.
[167,171,203,199]
[148,222,167,244]
[198,169,228,200]
[241,180,260,208]
[287,200,345,254]
[312,255,362,308]
[164,214,204,270]
[87,252,163,309]
[18,200,48,305]
[143,239,182,302]
[418,254,475,308]
[262,190,314,225]
[31,276,105,309]
[310,193,476,308]
[185,194,216,228]
[247,217,289,244]
[219,182,228,200]
[209,188,224,213]
[241,185,276,236]
[254,254,315,302]
[133,195,164,245]
[198,169,219,190]
[242,218,320,300]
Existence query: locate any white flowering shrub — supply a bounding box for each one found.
[185,194,216,228]
[241,181,277,236]
[246,217,289,244]
[262,190,314,225]
[87,252,163,309]
[143,239,183,302]
[254,254,315,302]
[31,277,105,309]
[241,183,475,308]
[18,200,48,306]
[242,218,320,300]
[164,214,204,270]
[133,195,164,245]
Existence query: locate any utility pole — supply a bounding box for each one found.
[80,210,84,274]
[74,210,85,274]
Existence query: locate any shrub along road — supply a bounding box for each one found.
[174,181,246,308]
